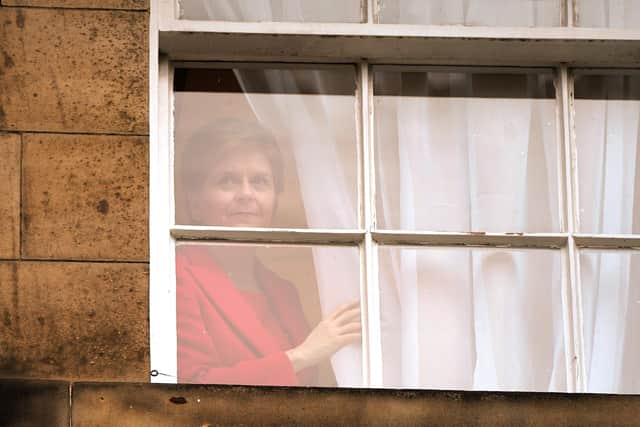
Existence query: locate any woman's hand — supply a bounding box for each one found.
[286,300,361,372]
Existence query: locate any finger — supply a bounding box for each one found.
[333,307,361,325]
[338,321,361,335]
[330,300,360,320]
[337,333,362,346]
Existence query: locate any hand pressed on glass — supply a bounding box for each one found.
[286,300,362,372]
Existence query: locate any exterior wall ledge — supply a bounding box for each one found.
[2,378,640,426]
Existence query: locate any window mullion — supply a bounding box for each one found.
[367,0,375,23]
[560,65,585,392]
[359,62,383,387]
[565,0,575,27]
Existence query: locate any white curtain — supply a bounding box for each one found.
[179,0,361,22]
[375,0,562,26]
[575,97,640,394]
[575,0,640,28]
[375,74,565,391]
[235,69,363,387]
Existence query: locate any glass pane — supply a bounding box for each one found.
[379,246,565,391]
[176,242,362,387]
[174,66,358,229]
[375,0,563,26]
[178,0,363,23]
[574,0,640,28]
[574,73,640,234]
[375,69,560,233]
[580,250,640,394]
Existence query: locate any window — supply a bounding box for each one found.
[150,0,640,393]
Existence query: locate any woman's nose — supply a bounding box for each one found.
[236,178,255,198]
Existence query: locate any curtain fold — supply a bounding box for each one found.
[576,97,640,393]
[235,68,362,386]
[376,72,564,391]
[180,0,361,22]
[376,0,561,26]
[575,0,640,28]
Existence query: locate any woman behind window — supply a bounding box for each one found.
[175,120,361,386]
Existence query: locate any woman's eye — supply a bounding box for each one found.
[252,175,272,189]
[217,175,235,187]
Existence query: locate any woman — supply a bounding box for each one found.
[176,119,361,386]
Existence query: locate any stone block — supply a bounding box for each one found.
[2,0,148,10]
[0,133,20,258]
[0,379,70,427]
[0,7,148,134]
[22,133,148,261]
[69,383,640,427]
[0,261,149,381]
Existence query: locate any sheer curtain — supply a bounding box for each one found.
[575,96,640,393]
[375,72,565,391]
[179,0,361,22]
[375,0,562,26]
[575,0,640,28]
[235,68,363,387]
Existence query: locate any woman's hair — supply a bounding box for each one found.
[178,119,285,195]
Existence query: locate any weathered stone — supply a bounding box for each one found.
[22,133,148,261]
[2,0,148,10]
[0,261,149,381]
[70,383,640,427]
[0,379,70,427]
[0,133,20,259]
[0,7,148,134]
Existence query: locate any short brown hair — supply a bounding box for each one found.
[178,119,285,195]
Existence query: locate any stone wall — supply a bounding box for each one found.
[0,0,150,382]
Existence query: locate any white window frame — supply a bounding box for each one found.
[149,0,640,391]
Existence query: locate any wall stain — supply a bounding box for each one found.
[2,310,11,327]
[0,105,6,127]
[15,10,25,29]
[10,263,20,335]
[169,396,188,405]
[1,49,14,69]
[89,27,98,42]
[96,199,109,215]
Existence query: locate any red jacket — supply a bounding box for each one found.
[176,246,316,386]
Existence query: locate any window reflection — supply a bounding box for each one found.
[374,69,560,233]
[574,73,640,235]
[379,246,565,391]
[174,66,359,230]
[176,242,362,386]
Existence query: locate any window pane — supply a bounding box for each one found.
[379,246,565,391]
[574,0,640,28]
[374,69,560,233]
[574,73,640,235]
[176,242,362,387]
[375,0,563,26]
[580,250,640,394]
[178,0,363,22]
[174,66,358,229]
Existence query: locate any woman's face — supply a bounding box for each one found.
[192,144,277,227]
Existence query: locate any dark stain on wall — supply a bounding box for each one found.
[1,49,14,69]
[15,9,25,29]
[96,199,109,215]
